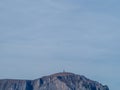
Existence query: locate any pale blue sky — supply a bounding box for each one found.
[0,0,120,90]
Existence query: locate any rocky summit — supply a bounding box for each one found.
[0,72,109,90]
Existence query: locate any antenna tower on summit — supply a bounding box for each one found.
[63,69,65,72]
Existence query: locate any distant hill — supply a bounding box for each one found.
[0,72,109,90]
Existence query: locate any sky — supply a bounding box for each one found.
[0,0,120,89]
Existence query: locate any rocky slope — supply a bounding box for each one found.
[0,72,109,90]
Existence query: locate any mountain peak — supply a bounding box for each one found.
[0,72,109,90]
[50,72,75,77]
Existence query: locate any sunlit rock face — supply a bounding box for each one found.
[0,72,109,90]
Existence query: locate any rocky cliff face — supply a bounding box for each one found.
[0,72,109,90]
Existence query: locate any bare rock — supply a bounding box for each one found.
[0,72,109,90]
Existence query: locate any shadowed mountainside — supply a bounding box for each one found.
[0,72,109,90]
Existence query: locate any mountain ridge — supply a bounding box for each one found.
[0,72,109,90]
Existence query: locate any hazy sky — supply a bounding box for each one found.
[0,0,120,89]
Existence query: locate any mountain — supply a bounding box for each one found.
[0,72,109,90]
